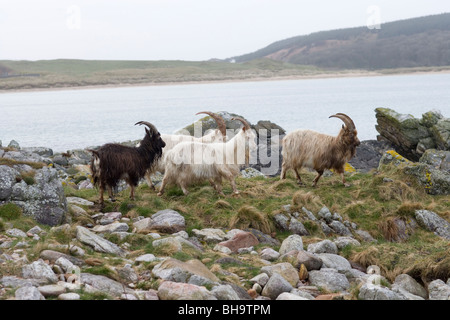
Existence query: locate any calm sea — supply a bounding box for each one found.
[1,73,449,152]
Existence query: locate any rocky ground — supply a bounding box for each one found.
[0,109,449,301]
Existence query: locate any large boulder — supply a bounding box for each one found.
[375,108,450,161]
[0,165,67,226]
[415,210,450,240]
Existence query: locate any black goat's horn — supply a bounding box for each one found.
[135,121,158,135]
[231,116,251,131]
[196,111,227,137]
[329,113,356,130]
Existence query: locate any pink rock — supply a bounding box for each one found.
[218,231,259,253]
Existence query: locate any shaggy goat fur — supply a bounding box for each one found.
[157,117,256,196]
[144,111,227,189]
[280,113,360,187]
[90,121,165,205]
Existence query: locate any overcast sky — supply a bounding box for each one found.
[1,0,450,61]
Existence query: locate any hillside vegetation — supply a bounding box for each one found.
[233,13,450,69]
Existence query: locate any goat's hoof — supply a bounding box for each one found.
[109,198,116,202]
[157,192,163,197]
[344,183,352,188]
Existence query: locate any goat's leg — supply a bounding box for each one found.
[312,170,324,187]
[157,176,168,196]
[293,168,304,186]
[213,177,225,196]
[129,184,135,200]
[144,170,155,190]
[280,162,287,180]
[107,185,116,202]
[179,182,190,195]
[99,182,105,205]
[340,172,351,187]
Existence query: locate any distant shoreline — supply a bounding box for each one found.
[1,68,450,94]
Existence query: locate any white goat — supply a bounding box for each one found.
[280,113,360,187]
[144,111,227,189]
[157,117,257,196]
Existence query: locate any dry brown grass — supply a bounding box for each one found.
[229,205,274,234]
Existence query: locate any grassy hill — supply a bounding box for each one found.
[232,13,450,69]
[0,59,327,91]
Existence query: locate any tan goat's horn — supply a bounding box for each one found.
[196,111,227,137]
[329,113,356,130]
[231,116,251,131]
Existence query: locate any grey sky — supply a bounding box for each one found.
[1,0,450,61]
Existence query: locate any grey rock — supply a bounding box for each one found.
[273,214,290,231]
[318,206,333,223]
[428,279,450,300]
[6,228,28,238]
[260,247,280,261]
[11,167,67,226]
[152,237,182,252]
[0,165,19,200]
[354,229,376,242]
[289,217,309,236]
[211,284,240,300]
[80,273,134,298]
[302,207,317,221]
[92,222,129,233]
[8,140,20,149]
[22,259,58,284]
[192,228,227,243]
[58,293,81,300]
[249,273,270,287]
[261,273,293,300]
[152,258,220,285]
[316,253,352,271]
[66,197,94,206]
[420,149,450,172]
[308,270,350,292]
[289,288,316,300]
[333,237,361,250]
[279,234,303,255]
[135,253,157,263]
[358,283,406,300]
[307,239,338,254]
[261,262,299,287]
[295,250,323,271]
[320,222,333,235]
[404,162,450,195]
[133,209,185,234]
[40,249,85,266]
[76,226,127,257]
[329,220,353,236]
[415,210,450,240]
[118,265,139,283]
[15,285,45,300]
[393,274,428,299]
[158,281,217,300]
[0,275,48,288]
[149,209,186,233]
[276,292,309,300]
[37,284,66,297]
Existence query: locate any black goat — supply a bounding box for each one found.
[89,121,166,205]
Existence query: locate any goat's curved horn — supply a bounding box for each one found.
[196,111,227,137]
[135,121,158,135]
[329,113,356,130]
[231,117,251,131]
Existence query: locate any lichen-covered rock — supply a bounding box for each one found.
[420,149,450,172]
[404,162,450,195]
[415,210,450,240]
[375,108,431,160]
[1,165,67,226]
